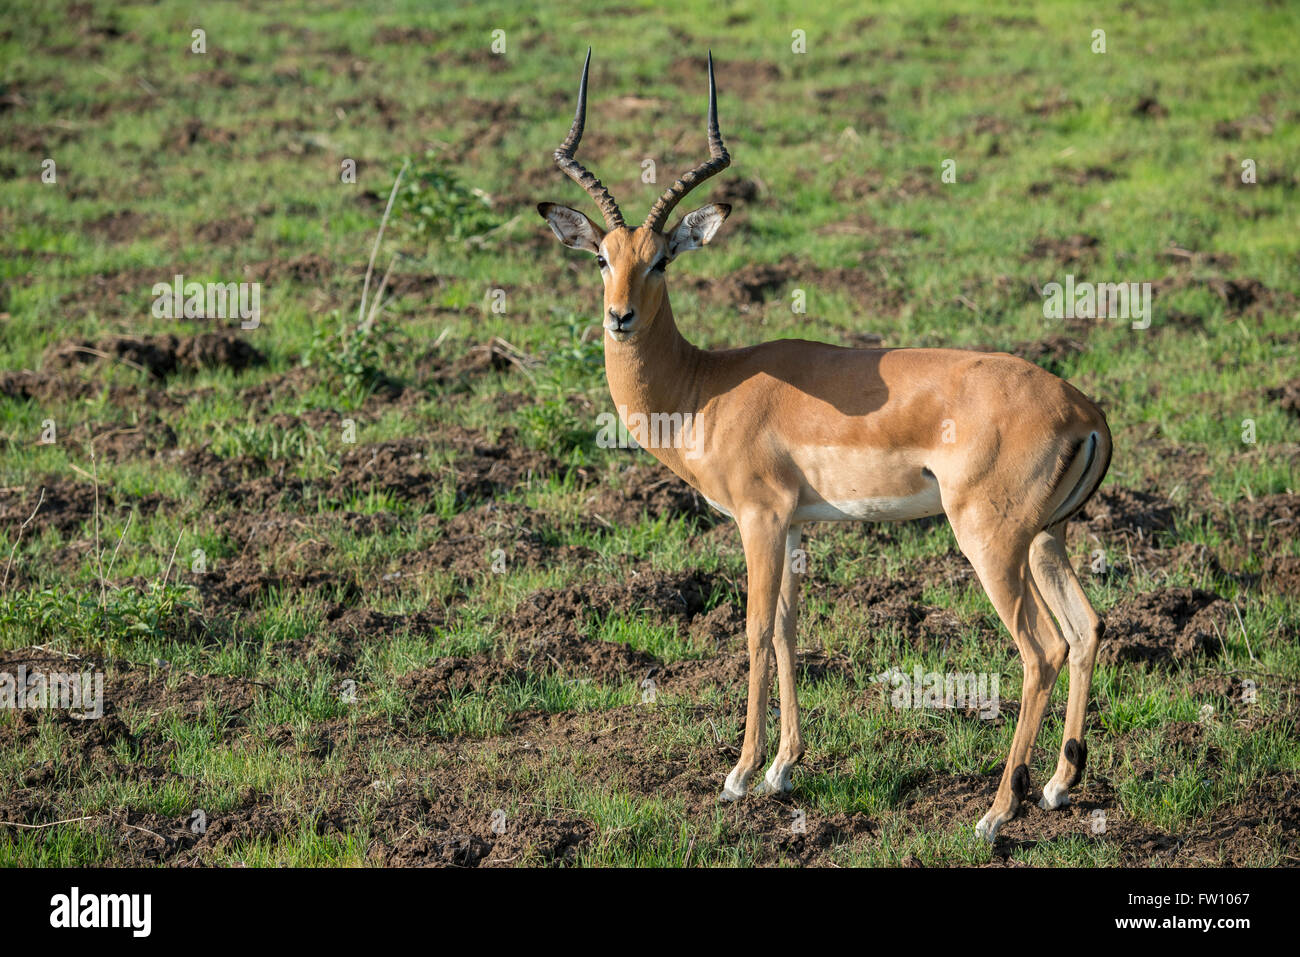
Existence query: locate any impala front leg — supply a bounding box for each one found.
[720,507,791,801]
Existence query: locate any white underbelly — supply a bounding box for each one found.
[792,484,944,523]
[705,484,944,524]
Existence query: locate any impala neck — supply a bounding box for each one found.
[603,292,703,473]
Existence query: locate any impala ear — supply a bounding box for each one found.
[666,203,731,257]
[537,202,605,254]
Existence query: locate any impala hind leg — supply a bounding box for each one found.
[1029,523,1104,810]
[720,508,789,801]
[950,516,1069,842]
[754,526,805,796]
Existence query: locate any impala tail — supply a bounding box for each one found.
[1044,422,1112,530]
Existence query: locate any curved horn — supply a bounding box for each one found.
[553,48,625,230]
[642,51,731,232]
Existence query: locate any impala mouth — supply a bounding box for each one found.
[604,319,635,340]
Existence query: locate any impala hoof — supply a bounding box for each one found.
[753,762,795,796]
[1038,780,1070,810]
[975,812,1001,843]
[720,765,753,802]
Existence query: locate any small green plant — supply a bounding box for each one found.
[518,397,590,457]
[538,318,605,400]
[0,581,198,644]
[394,152,497,242]
[303,310,394,403]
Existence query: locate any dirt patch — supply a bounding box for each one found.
[206,430,579,511]
[376,809,592,867]
[1266,379,1300,420]
[414,339,531,392]
[1258,554,1300,597]
[185,511,412,614]
[904,771,1000,831]
[236,365,320,412]
[474,705,876,865]
[832,167,940,204]
[1132,96,1168,118]
[807,576,987,651]
[170,118,238,152]
[1099,588,1230,667]
[1208,277,1268,313]
[0,369,184,411]
[52,266,185,315]
[214,510,398,563]
[583,462,718,528]
[80,416,179,462]
[505,567,720,635]
[1078,486,1178,540]
[192,561,358,613]
[0,648,260,738]
[170,447,269,488]
[1028,165,1120,195]
[400,572,846,705]
[1185,672,1270,710]
[974,335,1084,374]
[312,606,446,668]
[692,259,795,306]
[439,427,587,505]
[683,255,902,315]
[1024,233,1099,264]
[85,210,157,243]
[86,748,597,867]
[396,502,597,584]
[1227,493,1300,535]
[1213,115,1274,140]
[906,760,1300,864]
[714,177,763,205]
[668,55,781,100]
[1152,275,1295,318]
[194,216,257,246]
[371,25,437,45]
[332,438,443,502]
[108,667,261,716]
[46,333,265,380]
[399,570,740,696]
[1014,335,1085,366]
[244,253,336,286]
[0,479,167,539]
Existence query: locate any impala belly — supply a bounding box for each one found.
[792,484,942,522]
[790,445,943,523]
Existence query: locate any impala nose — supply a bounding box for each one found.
[606,307,636,335]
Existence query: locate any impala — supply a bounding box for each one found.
[537,50,1112,841]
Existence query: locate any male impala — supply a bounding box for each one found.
[537,50,1112,841]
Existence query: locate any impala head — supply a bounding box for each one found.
[537,49,732,342]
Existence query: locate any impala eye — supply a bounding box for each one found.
[596,255,607,270]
